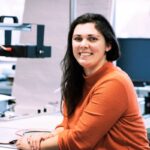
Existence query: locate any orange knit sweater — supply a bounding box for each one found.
[57,62,150,150]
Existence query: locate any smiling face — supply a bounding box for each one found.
[72,23,111,76]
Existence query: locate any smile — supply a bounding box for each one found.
[79,52,93,57]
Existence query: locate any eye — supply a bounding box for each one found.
[88,36,98,42]
[73,36,82,42]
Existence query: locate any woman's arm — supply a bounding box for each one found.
[54,127,64,135]
[16,127,64,150]
[40,135,59,150]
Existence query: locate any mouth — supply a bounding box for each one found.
[79,52,93,57]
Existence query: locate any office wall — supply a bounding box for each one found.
[12,0,69,112]
[77,0,114,23]
[115,0,150,37]
[12,0,114,113]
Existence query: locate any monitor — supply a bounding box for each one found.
[117,38,150,87]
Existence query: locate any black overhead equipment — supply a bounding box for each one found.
[0,16,51,58]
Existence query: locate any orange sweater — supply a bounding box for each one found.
[57,62,150,150]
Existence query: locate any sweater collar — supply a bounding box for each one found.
[84,62,114,87]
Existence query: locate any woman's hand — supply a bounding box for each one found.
[26,132,54,150]
[16,132,55,150]
[16,137,31,150]
[15,128,63,150]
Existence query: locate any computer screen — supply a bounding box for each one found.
[117,38,150,86]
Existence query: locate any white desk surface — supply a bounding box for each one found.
[0,113,149,150]
[0,112,63,150]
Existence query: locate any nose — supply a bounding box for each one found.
[80,39,89,48]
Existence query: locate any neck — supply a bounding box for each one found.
[84,59,108,76]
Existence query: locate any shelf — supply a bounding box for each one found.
[0,23,31,31]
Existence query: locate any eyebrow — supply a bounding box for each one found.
[73,34,101,37]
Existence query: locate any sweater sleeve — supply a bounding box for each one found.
[58,78,130,150]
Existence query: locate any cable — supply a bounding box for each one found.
[0,45,12,52]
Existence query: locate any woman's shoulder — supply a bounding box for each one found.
[98,64,134,89]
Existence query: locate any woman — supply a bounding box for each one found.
[16,13,150,150]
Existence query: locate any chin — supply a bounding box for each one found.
[80,63,91,69]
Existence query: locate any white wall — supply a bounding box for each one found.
[115,0,150,38]
[12,0,69,113]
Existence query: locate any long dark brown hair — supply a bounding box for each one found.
[60,13,120,116]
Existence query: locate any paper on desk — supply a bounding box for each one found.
[0,144,17,149]
[0,127,19,143]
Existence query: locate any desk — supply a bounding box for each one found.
[0,113,63,149]
[0,113,150,149]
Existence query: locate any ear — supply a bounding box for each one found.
[105,44,112,52]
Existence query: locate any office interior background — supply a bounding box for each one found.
[0,0,150,116]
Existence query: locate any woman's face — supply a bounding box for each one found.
[72,23,111,76]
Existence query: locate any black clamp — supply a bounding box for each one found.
[0,16,51,58]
